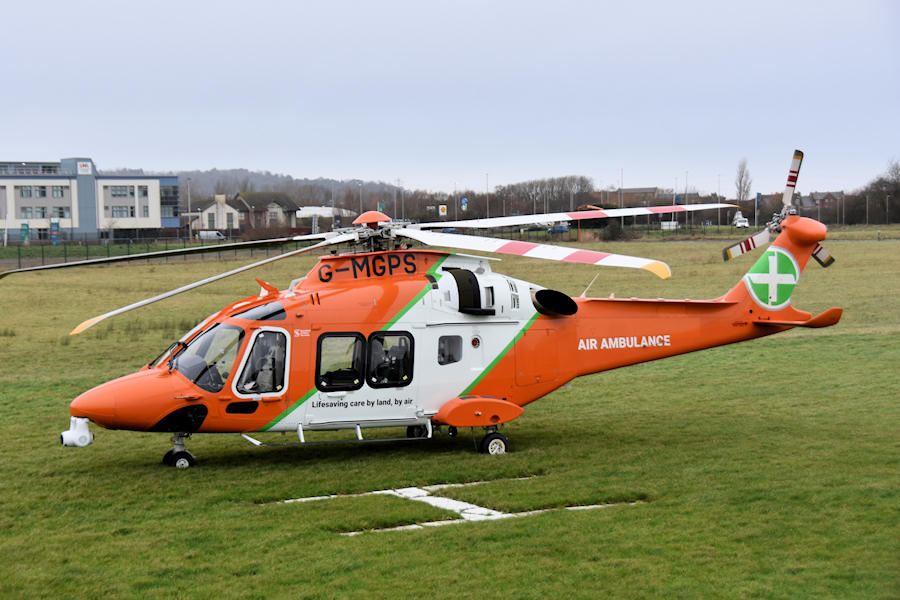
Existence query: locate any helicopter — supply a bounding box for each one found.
[3,150,841,468]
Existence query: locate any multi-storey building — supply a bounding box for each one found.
[0,157,179,242]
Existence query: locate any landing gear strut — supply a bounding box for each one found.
[162,433,196,469]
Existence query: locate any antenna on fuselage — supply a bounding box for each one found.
[579,272,601,298]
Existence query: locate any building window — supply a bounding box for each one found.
[161,205,176,218]
[20,207,33,219]
[34,207,48,218]
[53,207,71,218]
[35,186,47,198]
[208,213,215,229]
[129,206,135,218]
[18,186,32,198]
[139,185,148,197]
[52,186,66,198]
[142,205,149,218]
[110,185,131,198]
[111,206,129,218]
[226,213,234,230]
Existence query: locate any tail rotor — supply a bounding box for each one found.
[723,149,835,267]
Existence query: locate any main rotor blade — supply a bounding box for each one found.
[0,232,336,280]
[414,203,734,230]
[722,228,771,261]
[781,149,804,208]
[70,232,357,335]
[395,228,671,278]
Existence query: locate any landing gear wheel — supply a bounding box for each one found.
[479,431,510,455]
[406,425,428,439]
[448,426,458,437]
[164,433,196,468]
[170,450,196,469]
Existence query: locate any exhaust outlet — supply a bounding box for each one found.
[531,288,578,317]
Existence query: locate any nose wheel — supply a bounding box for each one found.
[162,433,196,468]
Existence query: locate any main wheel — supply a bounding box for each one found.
[479,431,510,455]
[406,425,428,439]
[162,449,175,466]
[170,450,196,469]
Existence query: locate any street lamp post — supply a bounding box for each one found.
[717,173,721,227]
[486,173,490,218]
[187,177,192,239]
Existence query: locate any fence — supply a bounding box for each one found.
[0,237,300,271]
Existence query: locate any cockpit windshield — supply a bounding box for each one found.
[172,324,244,392]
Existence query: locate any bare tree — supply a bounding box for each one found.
[735,158,752,203]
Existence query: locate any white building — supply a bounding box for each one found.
[0,157,179,242]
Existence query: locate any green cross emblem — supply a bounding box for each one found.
[744,247,799,309]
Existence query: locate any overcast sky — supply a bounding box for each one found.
[3,0,897,197]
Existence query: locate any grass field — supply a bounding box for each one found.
[0,237,897,598]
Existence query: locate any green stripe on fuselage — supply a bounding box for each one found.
[460,312,540,396]
[259,254,449,431]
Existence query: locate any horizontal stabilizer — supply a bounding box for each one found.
[755,307,843,329]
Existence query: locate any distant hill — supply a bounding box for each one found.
[100,167,402,209]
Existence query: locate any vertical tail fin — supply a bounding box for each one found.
[724,214,827,309]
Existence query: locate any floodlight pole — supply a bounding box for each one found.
[486,173,490,218]
[187,177,192,238]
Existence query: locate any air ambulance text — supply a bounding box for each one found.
[578,335,671,350]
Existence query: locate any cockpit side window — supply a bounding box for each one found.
[316,333,365,391]
[173,324,244,393]
[367,332,414,388]
[235,329,288,395]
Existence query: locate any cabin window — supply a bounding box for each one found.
[438,335,462,365]
[173,324,244,393]
[367,332,414,388]
[316,333,365,391]
[235,329,287,395]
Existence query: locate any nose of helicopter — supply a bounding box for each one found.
[70,369,183,430]
[70,385,117,427]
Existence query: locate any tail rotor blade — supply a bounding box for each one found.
[782,149,804,208]
[811,243,835,267]
[722,228,771,262]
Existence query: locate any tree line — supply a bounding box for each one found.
[105,161,900,226]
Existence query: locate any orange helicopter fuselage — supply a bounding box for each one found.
[70,215,840,437]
